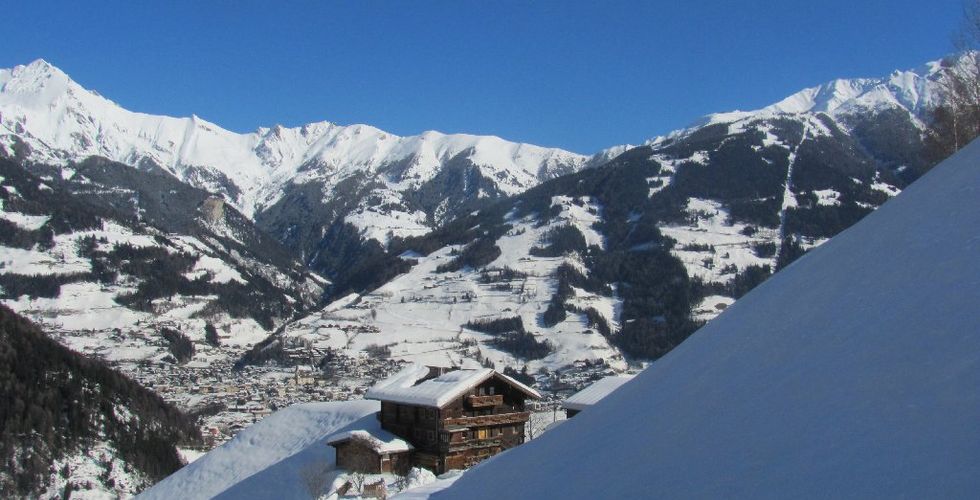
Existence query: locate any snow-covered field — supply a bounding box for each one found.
[41,443,146,500]
[660,198,779,282]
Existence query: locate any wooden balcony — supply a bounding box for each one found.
[466,394,504,408]
[443,412,530,427]
[444,437,502,453]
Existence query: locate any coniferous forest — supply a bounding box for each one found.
[0,305,200,497]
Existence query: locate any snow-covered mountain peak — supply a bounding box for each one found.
[0,58,78,109]
[765,77,878,114]
[0,58,66,89]
[643,59,946,149]
[760,58,948,119]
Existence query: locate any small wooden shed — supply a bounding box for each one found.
[327,429,414,475]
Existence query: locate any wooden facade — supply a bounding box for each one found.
[376,372,536,473]
[332,435,413,475]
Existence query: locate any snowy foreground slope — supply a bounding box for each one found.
[432,141,980,499]
[139,401,378,500]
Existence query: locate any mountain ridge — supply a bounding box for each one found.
[0,59,590,219]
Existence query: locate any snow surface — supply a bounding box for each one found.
[138,401,378,500]
[660,198,779,282]
[395,471,466,499]
[0,219,274,365]
[0,209,49,230]
[432,140,980,498]
[42,442,146,499]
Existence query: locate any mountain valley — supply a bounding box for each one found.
[0,54,955,495]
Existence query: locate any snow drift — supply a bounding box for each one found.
[434,140,980,498]
[138,401,378,500]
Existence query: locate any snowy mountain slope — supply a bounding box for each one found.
[1,55,936,390]
[139,401,378,500]
[0,54,963,497]
[641,56,956,189]
[433,139,980,499]
[275,194,628,375]
[291,56,940,291]
[0,156,324,370]
[0,57,944,290]
[259,89,915,379]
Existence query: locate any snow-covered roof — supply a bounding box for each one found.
[436,140,980,498]
[365,364,541,408]
[562,375,635,411]
[326,428,414,454]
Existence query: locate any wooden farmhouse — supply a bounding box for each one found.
[561,375,634,418]
[328,365,541,474]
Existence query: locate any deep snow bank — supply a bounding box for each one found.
[435,141,980,498]
[139,401,378,499]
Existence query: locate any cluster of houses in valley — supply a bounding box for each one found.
[325,364,637,479]
[122,350,404,447]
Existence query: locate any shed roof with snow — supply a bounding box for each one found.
[365,364,541,408]
[561,375,635,412]
[325,428,414,454]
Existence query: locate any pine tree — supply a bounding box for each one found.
[204,323,220,347]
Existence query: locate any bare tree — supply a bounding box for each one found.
[525,408,562,440]
[926,1,980,163]
[348,472,365,494]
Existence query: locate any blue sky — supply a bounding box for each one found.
[1,1,965,153]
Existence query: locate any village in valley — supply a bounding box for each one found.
[43,317,628,454]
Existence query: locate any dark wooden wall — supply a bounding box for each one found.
[376,374,534,473]
[334,439,382,474]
